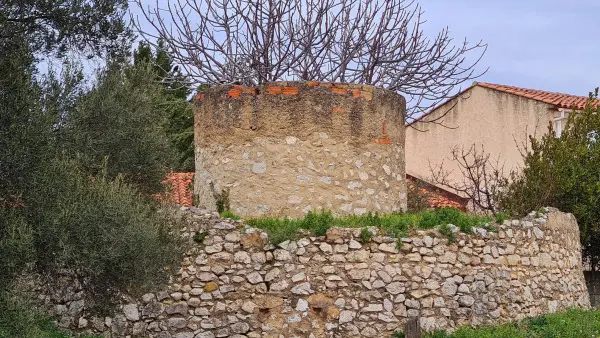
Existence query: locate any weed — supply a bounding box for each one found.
[359,227,373,243]
[423,308,600,338]
[391,331,405,338]
[220,210,241,220]
[395,237,404,249]
[247,208,490,245]
[210,182,230,213]
[494,212,509,224]
[193,232,206,244]
[438,224,456,243]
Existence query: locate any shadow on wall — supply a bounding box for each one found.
[584,271,600,307]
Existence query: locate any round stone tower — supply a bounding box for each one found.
[194,81,406,218]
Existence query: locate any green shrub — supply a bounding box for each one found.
[359,228,373,243]
[497,90,600,268]
[0,291,95,338]
[28,159,185,313]
[438,224,456,243]
[424,308,600,338]
[0,211,34,292]
[194,232,206,244]
[391,331,405,338]
[63,63,178,195]
[220,210,241,220]
[247,208,491,245]
[494,212,509,224]
[303,211,334,236]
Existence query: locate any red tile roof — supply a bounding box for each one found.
[477,82,600,110]
[406,175,469,211]
[157,172,194,206]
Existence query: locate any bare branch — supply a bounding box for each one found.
[132,0,487,121]
[428,144,506,214]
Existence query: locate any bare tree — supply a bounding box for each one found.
[429,144,506,214]
[132,0,487,121]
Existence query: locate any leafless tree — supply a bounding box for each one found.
[132,0,487,121]
[429,144,506,214]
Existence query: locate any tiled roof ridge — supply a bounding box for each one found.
[476,82,599,110]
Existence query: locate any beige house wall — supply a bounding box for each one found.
[406,86,555,189]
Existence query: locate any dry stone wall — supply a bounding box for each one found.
[193,82,406,218]
[29,207,589,338]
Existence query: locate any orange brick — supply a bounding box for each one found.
[306,81,319,86]
[282,87,299,95]
[194,93,205,101]
[319,83,333,87]
[331,87,347,95]
[332,107,345,113]
[227,89,241,98]
[352,89,361,98]
[267,86,283,94]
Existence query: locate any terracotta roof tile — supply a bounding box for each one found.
[477,82,600,110]
[157,172,195,206]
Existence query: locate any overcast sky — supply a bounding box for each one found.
[419,0,600,96]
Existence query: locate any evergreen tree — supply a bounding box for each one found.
[134,40,195,171]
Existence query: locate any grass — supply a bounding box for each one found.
[413,308,600,338]
[245,207,493,245]
[220,209,241,220]
[0,291,102,338]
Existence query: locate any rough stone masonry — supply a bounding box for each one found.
[193,81,407,218]
[27,207,589,337]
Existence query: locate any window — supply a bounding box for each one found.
[554,119,562,137]
[553,110,569,137]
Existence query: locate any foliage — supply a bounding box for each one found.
[0,212,34,291]
[494,212,509,224]
[193,232,206,244]
[0,37,47,211]
[497,90,600,269]
[438,224,456,243]
[63,61,178,194]
[0,37,48,293]
[359,228,373,244]
[422,308,600,338]
[212,186,231,214]
[246,208,492,244]
[134,40,195,171]
[0,0,130,58]
[220,210,241,221]
[27,158,184,313]
[0,291,103,338]
[391,331,405,338]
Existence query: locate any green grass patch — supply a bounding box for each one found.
[420,308,600,338]
[220,210,241,220]
[0,291,102,338]
[245,208,493,244]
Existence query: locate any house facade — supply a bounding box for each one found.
[406,82,597,195]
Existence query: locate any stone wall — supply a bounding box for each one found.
[28,207,589,337]
[193,82,406,218]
